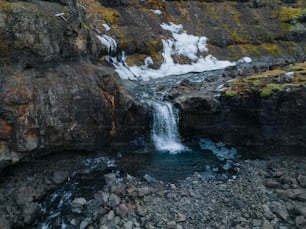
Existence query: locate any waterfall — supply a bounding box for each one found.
[150,101,187,154]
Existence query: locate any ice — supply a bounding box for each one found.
[199,138,240,161]
[97,35,117,54]
[103,23,111,31]
[160,22,183,33]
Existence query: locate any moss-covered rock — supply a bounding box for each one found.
[222,62,306,98]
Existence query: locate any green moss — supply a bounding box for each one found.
[279,7,306,22]
[259,84,282,97]
[83,23,90,31]
[97,7,121,25]
[1,2,17,12]
[262,43,282,57]
[224,91,238,97]
[222,63,306,98]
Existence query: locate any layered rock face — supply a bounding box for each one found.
[176,63,306,154]
[0,0,149,170]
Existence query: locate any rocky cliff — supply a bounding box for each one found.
[175,62,306,154]
[0,0,305,170]
[0,0,150,171]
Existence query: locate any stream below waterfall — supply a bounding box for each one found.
[33,68,257,228]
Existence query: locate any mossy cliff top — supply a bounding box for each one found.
[78,0,306,65]
[222,62,306,98]
[0,0,305,67]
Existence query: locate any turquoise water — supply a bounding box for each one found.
[119,138,241,182]
[34,138,245,228]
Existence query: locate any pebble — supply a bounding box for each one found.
[167,220,176,229]
[175,212,186,222]
[136,205,147,216]
[252,219,262,227]
[137,187,151,197]
[107,210,115,221]
[262,221,274,229]
[124,221,133,229]
[143,174,159,184]
[109,194,121,208]
[71,198,86,213]
[116,204,129,218]
[80,220,90,229]
[265,179,279,188]
[270,201,289,221]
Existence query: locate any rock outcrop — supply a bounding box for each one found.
[176,62,306,154]
[0,0,149,171]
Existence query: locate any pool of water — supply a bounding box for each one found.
[118,138,241,182]
[33,138,246,228]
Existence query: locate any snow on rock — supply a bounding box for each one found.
[97,35,117,54]
[238,57,252,63]
[151,9,162,15]
[97,23,250,81]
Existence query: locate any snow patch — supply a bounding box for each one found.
[151,9,162,15]
[238,56,252,63]
[97,23,250,81]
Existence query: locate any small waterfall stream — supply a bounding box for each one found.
[150,100,187,154]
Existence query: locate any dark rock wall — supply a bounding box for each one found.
[0,0,149,170]
[178,88,306,154]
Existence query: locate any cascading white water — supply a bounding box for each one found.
[150,101,187,154]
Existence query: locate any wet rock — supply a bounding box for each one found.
[269,201,289,221]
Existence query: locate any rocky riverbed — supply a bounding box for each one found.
[0,151,305,229]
